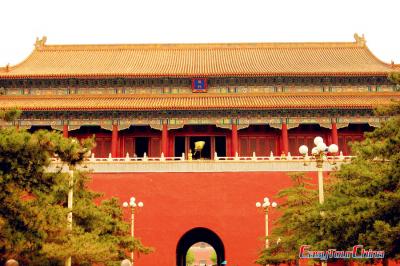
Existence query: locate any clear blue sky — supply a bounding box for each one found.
[1,0,399,66]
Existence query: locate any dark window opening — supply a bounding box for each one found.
[215,136,226,157]
[135,137,149,157]
[174,136,186,157]
[28,126,52,133]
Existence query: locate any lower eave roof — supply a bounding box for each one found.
[2,93,400,111]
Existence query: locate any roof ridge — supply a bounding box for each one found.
[37,41,361,51]
[31,34,368,51]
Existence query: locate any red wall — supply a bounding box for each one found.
[89,172,296,265]
[89,172,396,266]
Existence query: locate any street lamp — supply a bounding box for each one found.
[299,137,337,266]
[65,169,74,266]
[298,136,338,204]
[256,197,278,249]
[123,196,144,265]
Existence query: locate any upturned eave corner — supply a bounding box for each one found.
[354,33,366,47]
[34,36,47,50]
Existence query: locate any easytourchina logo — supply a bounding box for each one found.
[299,245,385,260]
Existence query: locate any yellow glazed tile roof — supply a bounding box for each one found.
[0,35,397,78]
[2,93,399,111]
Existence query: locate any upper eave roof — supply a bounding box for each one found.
[0,35,398,79]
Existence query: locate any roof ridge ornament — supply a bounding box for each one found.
[354,33,366,47]
[35,36,47,50]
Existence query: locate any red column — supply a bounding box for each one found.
[63,124,69,138]
[331,122,339,145]
[231,124,238,156]
[111,124,119,158]
[162,123,168,157]
[281,122,289,155]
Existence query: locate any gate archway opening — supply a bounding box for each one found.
[176,227,225,266]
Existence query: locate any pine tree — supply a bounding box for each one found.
[0,124,152,265]
[311,74,400,262]
[314,100,400,262]
[389,72,400,86]
[256,172,320,265]
[257,101,400,265]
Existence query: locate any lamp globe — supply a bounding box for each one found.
[314,136,324,146]
[299,145,308,155]
[328,144,339,153]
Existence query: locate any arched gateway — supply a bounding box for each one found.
[176,228,225,266]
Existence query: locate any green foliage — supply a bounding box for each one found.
[186,249,195,266]
[257,102,400,264]
[388,72,400,85]
[0,108,21,122]
[315,103,400,260]
[256,172,320,265]
[33,172,152,265]
[0,128,152,265]
[210,249,217,264]
[389,72,400,92]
